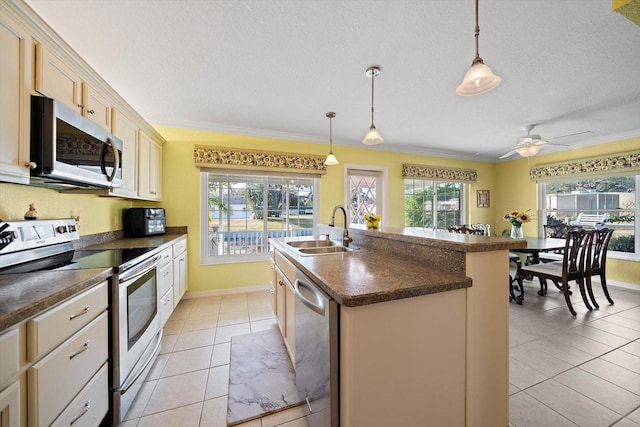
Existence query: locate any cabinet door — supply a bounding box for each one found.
[274,267,286,336]
[82,83,112,131]
[138,131,162,200]
[0,10,31,184]
[110,109,139,197]
[34,44,82,114]
[173,251,188,306]
[0,380,20,427]
[284,281,296,363]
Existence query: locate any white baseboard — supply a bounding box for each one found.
[182,283,272,299]
[609,280,640,292]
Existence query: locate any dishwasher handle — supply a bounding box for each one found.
[294,278,326,316]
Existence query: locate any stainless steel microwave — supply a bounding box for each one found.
[30,95,123,190]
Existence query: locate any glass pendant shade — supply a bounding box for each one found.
[456,60,501,96]
[362,125,384,145]
[516,144,543,157]
[324,152,339,165]
[324,111,339,165]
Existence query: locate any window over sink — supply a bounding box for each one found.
[200,172,319,264]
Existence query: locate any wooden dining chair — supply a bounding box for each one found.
[518,229,591,316]
[583,228,615,309]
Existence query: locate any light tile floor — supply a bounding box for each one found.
[509,278,640,427]
[120,279,640,427]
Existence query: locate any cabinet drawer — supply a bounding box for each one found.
[28,312,108,427]
[158,246,173,268]
[274,250,296,285]
[172,237,187,257]
[159,287,175,327]
[158,261,173,297]
[51,363,108,427]
[0,328,19,388]
[28,281,108,361]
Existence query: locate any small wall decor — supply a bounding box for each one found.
[477,190,490,208]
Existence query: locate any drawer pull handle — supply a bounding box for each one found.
[70,341,90,360]
[164,271,170,277]
[70,401,91,425]
[69,305,90,320]
[164,298,171,305]
[278,280,285,287]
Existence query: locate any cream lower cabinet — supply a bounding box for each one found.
[272,250,296,363]
[0,9,31,185]
[25,281,108,427]
[0,328,21,427]
[172,237,188,305]
[157,246,174,327]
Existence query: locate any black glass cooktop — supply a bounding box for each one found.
[70,247,157,270]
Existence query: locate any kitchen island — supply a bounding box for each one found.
[272,226,525,427]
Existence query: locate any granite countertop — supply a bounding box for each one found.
[0,268,112,333]
[0,233,187,334]
[349,226,527,253]
[270,237,472,307]
[81,232,186,251]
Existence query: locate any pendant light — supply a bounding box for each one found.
[324,112,339,166]
[362,66,384,145]
[456,0,501,96]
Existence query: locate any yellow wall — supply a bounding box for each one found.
[0,183,132,234]
[157,126,496,293]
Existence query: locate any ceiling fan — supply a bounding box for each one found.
[498,124,592,159]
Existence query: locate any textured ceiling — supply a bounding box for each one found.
[24,0,640,161]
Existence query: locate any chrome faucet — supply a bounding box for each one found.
[329,205,353,247]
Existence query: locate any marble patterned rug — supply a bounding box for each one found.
[227,327,302,426]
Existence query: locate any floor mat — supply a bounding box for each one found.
[227,327,302,426]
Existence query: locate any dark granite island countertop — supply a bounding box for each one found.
[0,268,112,333]
[270,237,472,307]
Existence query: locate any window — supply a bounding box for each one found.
[347,170,381,226]
[201,172,318,264]
[539,175,639,258]
[404,179,465,230]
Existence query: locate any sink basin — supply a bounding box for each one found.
[287,239,333,248]
[298,246,354,255]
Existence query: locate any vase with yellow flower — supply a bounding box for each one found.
[364,213,381,229]
[503,210,533,239]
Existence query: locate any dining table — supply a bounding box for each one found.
[509,237,567,300]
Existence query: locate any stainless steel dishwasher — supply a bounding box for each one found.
[294,268,339,427]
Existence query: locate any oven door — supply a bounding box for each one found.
[113,257,162,422]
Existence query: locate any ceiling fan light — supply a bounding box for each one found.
[516,144,543,157]
[362,125,384,145]
[324,153,339,166]
[456,61,501,96]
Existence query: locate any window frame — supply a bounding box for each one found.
[403,178,467,230]
[537,175,639,261]
[200,171,320,265]
[343,164,389,227]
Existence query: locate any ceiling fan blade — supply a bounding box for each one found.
[499,149,518,159]
[547,130,593,141]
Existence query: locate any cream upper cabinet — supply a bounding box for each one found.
[82,83,112,131]
[110,109,139,197]
[0,9,32,185]
[138,131,162,201]
[34,43,82,114]
[34,44,113,131]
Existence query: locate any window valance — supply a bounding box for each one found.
[194,145,327,175]
[529,150,640,182]
[402,163,477,183]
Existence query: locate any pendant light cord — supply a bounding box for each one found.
[473,0,482,64]
[329,116,334,152]
[370,71,375,126]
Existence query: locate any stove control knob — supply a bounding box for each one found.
[57,225,68,233]
[68,225,77,232]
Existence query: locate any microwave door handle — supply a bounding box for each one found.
[100,138,120,182]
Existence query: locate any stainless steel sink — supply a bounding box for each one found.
[298,246,354,255]
[287,240,333,248]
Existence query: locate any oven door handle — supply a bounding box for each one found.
[116,328,163,395]
[118,254,162,283]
